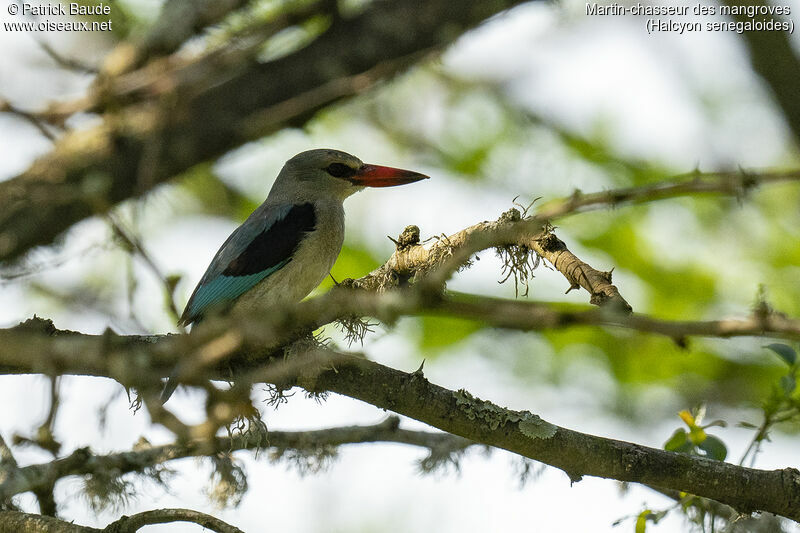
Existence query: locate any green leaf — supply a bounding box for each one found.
[664,429,692,453]
[780,375,796,395]
[765,343,797,366]
[698,435,727,461]
[737,421,758,429]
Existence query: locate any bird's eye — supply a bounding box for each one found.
[325,163,355,178]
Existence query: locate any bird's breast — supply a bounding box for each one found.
[231,201,345,314]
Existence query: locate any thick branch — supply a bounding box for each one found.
[0,511,97,533]
[304,350,800,521]
[138,0,251,61]
[2,316,800,519]
[2,289,800,385]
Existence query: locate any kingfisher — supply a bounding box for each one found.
[161,149,428,401]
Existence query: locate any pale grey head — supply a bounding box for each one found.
[267,148,429,203]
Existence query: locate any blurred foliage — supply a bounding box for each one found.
[646,349,800,533]
[417,315,483,351]
[319,244,382,291]
[72,0,140,39]
[180,164,261,221]
[739,343,800,467]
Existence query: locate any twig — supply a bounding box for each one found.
[0,417,470,501]
[0,98,59,141]
[534,169,800,220]
[103,508,244,533]
[0,436,18,471]
[107,215,183,325]
[35,39,98,74]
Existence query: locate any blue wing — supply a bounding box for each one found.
[178,202,316,325]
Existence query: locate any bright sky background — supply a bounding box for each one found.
[2,1,800,531]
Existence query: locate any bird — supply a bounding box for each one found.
[161,148,428,402]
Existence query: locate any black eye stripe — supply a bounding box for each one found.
[325,163,356,178]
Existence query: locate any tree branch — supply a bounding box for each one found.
[349,211,631,311]
[137,0,252,62]
[2,285,800,387]
[303,349,800,522]
[533,169,800,220]
[0,511,98,533]
[0,508,245,533]
[2,312,800,519]
[104,508,244,533]
[0,417,469,501]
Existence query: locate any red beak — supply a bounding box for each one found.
[349,164,429,187]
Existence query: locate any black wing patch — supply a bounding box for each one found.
[223,203,317,276]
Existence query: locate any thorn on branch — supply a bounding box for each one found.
[335,277,357,289]
[568,471,584,485]
[753,285,772,324]
[380,415,401,431]
[411,359,426,379]
[737,166,759,194]
[673,336,689,349]
[564,283,580,294]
